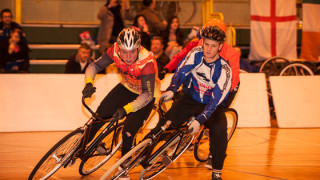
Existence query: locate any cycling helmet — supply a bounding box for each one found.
[204,18,226,33]
[117,28,141,50]
[201,26,226,43]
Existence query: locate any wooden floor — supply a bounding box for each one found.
[1,128,320,180]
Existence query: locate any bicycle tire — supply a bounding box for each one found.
[193,108,238,162]
[140,133,194,180]
[100,138,152,180]
[259,56,290,77]
[28,128,84,180]
[79,122,124,176]
[279,63,314,76]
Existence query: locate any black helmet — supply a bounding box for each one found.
[117,28,141,50]
[201,26,226,43]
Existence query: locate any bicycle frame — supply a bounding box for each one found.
[74,97,122,162]
[136,100,192,169]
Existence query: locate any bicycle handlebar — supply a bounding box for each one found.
[159,97,201,135]
[82,96,104,121]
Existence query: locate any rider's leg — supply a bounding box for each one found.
[88,84,138,143]
[121,98,155,156]
[146,91,205,138]
[207,107,228,171]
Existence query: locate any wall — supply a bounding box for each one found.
[214,0,250,26]
[270,76,320,128]
[0,73,270,132]
[20,0,203,26]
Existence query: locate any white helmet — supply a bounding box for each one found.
[117,28,141,50]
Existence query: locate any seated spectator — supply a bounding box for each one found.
[137,0,167,36]
[97,0,133,54]
[65,43,93,74]
[0,29,29,73]
[161,16,184,59]
[0,8,22,42]
[150,36,170,79]
[132,14,151,50]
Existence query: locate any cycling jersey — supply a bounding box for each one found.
[164,39,239,91]
[85,43,160,113]
[167,46,232,124]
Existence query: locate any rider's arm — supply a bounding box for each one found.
[164,39,199,72]
[85,47,114,83]
[196,63,233,125]
[166,47,201,93]
[123,62,156,114]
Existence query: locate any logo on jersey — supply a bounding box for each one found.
[196,72,210,82]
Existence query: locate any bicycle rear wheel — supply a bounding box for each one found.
[259,56,290,77]
[100,138,152,180]
[79,122,124,176]
[28,128,84,180]
[194,108,238,162]
[140,133,194,179]
[280,63,314,76]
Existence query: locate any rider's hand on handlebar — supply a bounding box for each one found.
[113,108,127,120]
[159,68,169,80]
[160,91,174,102]
[188,120,200,134]
[82,83,96,98]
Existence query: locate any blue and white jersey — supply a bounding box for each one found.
[167,46,232,124]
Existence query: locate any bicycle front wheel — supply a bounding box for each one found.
[79,122,124,176]
[194,108,238,162]
[140,133,194,179]
[100,138,152,180]
[28,128,84,180]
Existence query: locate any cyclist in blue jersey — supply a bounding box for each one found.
[149,26,232,180]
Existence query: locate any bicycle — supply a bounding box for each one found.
[193,108,238,162]
[100,99,195,180]
[259,56,291,77]
[280,62,314,76]
[28,97,125,180]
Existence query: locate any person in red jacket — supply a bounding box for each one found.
[160,19,240,174]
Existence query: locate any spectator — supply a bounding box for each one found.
[0,8,22,42]
[137,0,167,36]
[150,36,170,78]
[97,0,133,54]
[161,16,184,59]
[0,29,29,73]
[132,14,151,50]
[65,43,93,74]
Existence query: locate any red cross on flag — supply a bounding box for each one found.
[249,0,297,61]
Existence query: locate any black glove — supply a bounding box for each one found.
[82,83,96,98]
[113,108,127,120]
[159,68,169,80]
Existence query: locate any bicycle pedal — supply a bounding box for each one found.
[68,159,76,167]
[203,130,209,137]
[161,154,172,166]
[96,144,109,155]
[64,158,76,168]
